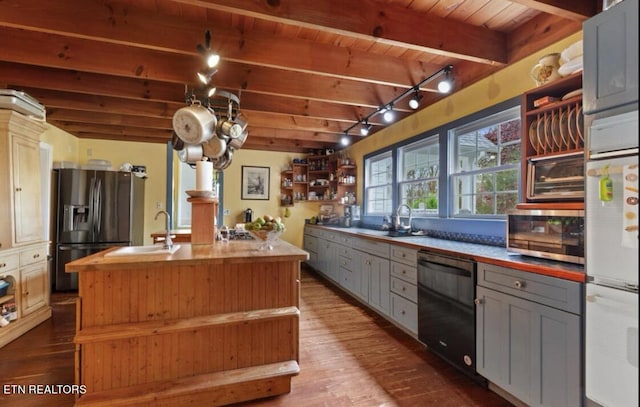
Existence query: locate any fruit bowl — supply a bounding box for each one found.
[254,228,283,250]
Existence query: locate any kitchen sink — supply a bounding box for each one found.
[104,244,181,257]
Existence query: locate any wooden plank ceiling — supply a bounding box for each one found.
[0,0,595,153]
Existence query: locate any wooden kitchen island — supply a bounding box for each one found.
[66,239,308,406]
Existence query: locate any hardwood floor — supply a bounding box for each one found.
[0,266,512,406]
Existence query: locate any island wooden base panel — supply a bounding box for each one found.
[75,360,299,407]
[77,319,298,393]
[73,259,300,406]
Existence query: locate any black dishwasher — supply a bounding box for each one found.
[417,251,485,384]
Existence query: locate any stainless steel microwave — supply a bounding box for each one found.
[527,152,584,201]
[507,208,584,264]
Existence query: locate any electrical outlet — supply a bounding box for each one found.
[223,209,230,215]
[156,201,162,209]
[86,148,93,157]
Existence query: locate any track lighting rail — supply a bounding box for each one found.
[342,64,453,143]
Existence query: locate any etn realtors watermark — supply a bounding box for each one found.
[3,384,87,395]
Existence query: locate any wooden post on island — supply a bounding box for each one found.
[188,197,218,245]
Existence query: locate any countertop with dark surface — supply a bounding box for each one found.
[307,225,585,283]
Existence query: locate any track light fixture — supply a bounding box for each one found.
[360,120,372,136]
[382,104,395,123]
[437,66,454,93]
[341,65,453,145]
[408,88,422,109]
[197,68,218,85]
[196,30,221,69]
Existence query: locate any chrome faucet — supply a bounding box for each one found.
[393,203,413,232]
[154,210,173,249]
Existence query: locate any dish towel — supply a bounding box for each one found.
[622,164,638,249]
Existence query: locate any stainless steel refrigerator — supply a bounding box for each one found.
[52,169,145,291]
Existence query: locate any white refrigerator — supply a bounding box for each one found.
[585,110,639,407]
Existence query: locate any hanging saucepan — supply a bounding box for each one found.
[234,112,249,132]
[216,117,243,140]
[212,147,233,170]
[202,136,226,159]
[171,131,184,151]
[228,128,248,150]
[172,103,217,144]
[177,143,204,164]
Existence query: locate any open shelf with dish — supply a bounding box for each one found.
[521,72,584,204]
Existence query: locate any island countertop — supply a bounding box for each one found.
[66,238,309,272]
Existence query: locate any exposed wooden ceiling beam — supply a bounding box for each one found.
[170,0,508,65]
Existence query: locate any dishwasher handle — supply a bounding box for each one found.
[418,251,475,273]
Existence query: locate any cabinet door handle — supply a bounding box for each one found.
[474,298,483,305]
[0,263,6,268]
[514,280,525,289]
[15,187,22,192]
[23,291,29,296]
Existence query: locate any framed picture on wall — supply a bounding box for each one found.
[241,166,270,200]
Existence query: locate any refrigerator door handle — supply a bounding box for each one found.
[587,292,636,311]
[88,177,96,239]
[95,178,102,236]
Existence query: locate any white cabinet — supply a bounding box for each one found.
[0,242,51,347]
[0,111,50,348]
[0,110,45,250]
[11,135,42,245]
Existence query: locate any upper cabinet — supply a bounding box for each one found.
[0,111,46,249]
[583,0,639,114]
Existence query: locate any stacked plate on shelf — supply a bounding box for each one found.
[559,40,583,77]
[529,104,584,155]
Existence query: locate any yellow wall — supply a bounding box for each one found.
[348,32,583,202]
[40,123,80,162]
[220,149,327,248]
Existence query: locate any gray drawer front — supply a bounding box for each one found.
[335,244,353,259]
[390,276,417,303]
[390,261,417,284]
[390,245,417,266]
[390,292,418,334]
[354,238,389,258]
[338,254,357,272]
[477,262,582,314]
[303,235,318,252]
[304,227,323,238]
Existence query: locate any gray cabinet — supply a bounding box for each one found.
[475,263,582,407]
[583,0,639,114]
[366,254,390,315]
[303,232,319,270]
[389,245,418,335]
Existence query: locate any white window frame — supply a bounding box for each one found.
[364,151,393,215]
[449,106,521,218]
[397,135,439,217]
